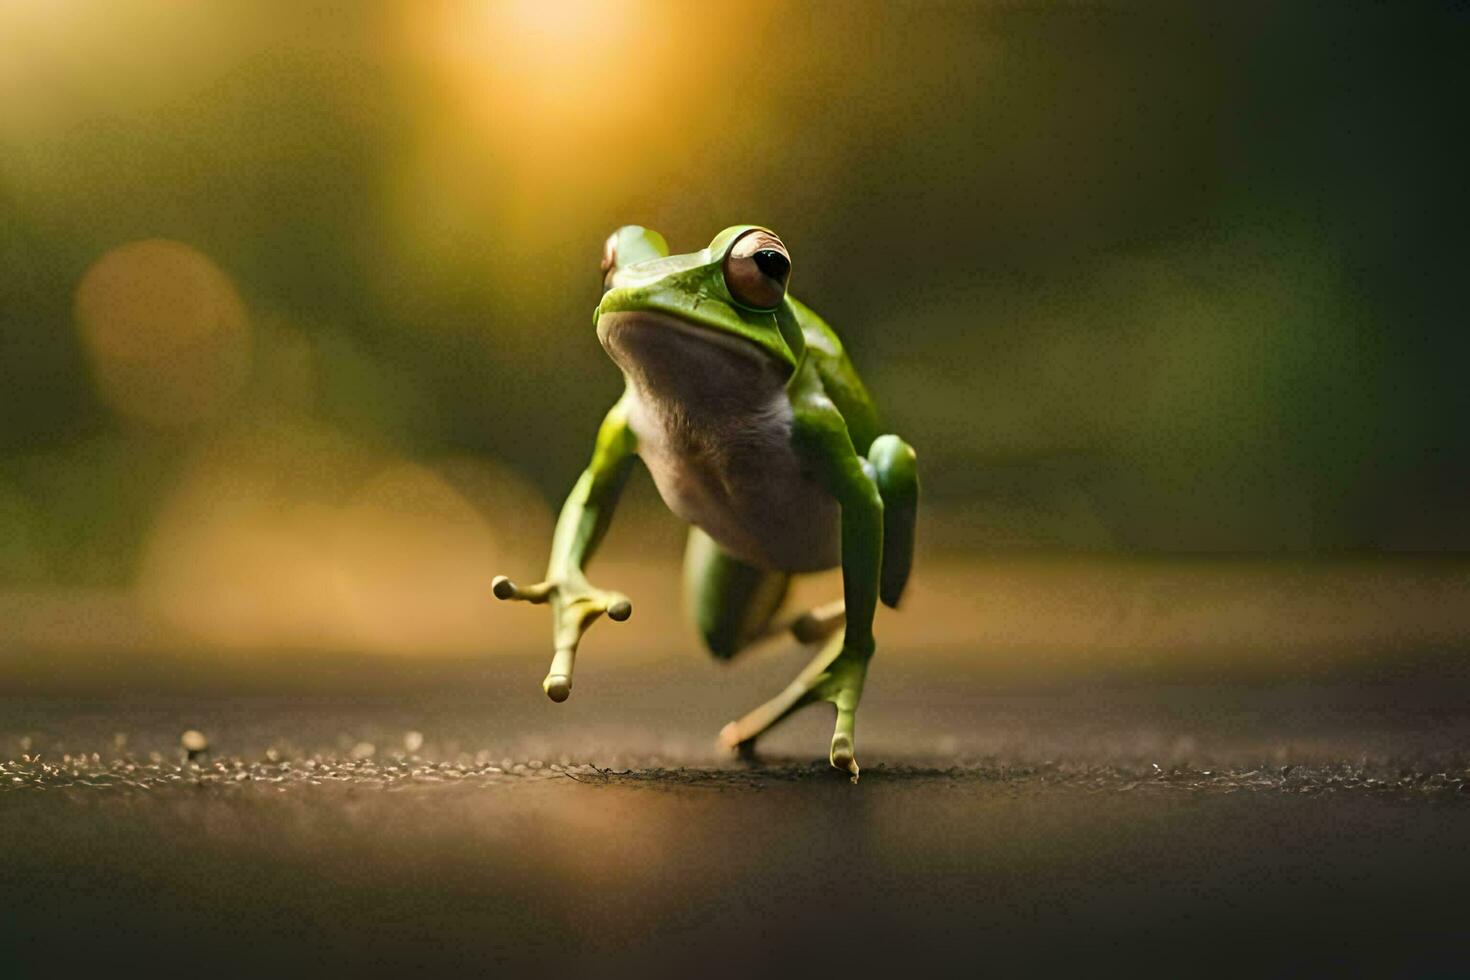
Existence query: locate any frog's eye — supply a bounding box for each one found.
[723,230,790,310]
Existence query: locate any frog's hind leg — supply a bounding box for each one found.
[683,528,790,660]
[716,630,841,747]
[686,528,864,776]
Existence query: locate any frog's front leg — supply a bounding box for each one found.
[493,395,637,702]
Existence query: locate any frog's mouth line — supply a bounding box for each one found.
[596,310,775,367]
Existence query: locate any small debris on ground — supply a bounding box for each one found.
[181,730,209,760]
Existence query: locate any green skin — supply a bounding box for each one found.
[493,225,918,780]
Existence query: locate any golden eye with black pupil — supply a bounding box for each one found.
[724,229,791,310]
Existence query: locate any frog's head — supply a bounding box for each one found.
[595,225,805,379]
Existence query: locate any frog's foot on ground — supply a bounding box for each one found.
[718,632,867,782]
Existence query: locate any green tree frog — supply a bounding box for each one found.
[494,225,918,779]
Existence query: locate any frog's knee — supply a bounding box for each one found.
[869,435,917,490]
[696,622,743,661]
[691,584,784,660]
[868,434,918,608]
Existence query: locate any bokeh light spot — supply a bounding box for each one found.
[334,461,508,654]
[74,239,251,428]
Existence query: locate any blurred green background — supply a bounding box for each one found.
[1,1,1467,659]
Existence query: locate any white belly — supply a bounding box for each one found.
[599,311,840,573]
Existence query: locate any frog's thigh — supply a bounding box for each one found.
[683,527,789,660]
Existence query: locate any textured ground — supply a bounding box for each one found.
[3,649,1468,976]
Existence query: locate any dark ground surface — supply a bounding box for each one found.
[3,648,1469,977]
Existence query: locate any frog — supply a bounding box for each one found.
[493,224,918,780]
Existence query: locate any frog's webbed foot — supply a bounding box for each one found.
[491,574,631,702]
[717,631,868,783]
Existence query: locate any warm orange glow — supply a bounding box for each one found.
[135,427,565,655]
[334,460,524,654]
[376,0,759,312]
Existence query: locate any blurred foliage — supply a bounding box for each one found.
[1,0,1467,592]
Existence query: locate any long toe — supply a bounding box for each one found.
[543,674,572,702]
[830,732,859,782]
[717,721,742,749]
